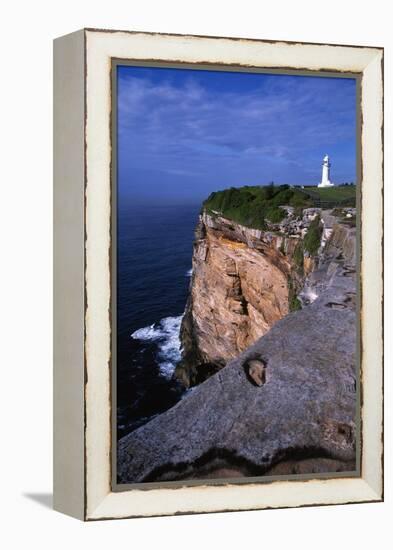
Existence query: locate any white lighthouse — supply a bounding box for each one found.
[318,154,334,188]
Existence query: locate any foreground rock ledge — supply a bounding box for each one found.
[117,256,357,483]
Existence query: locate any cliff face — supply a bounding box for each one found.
[176,210,319,386]
[118,219,357,482]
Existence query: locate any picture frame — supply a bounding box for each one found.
[53,28,383,521]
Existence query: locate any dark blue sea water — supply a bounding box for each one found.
[117,201,200,439]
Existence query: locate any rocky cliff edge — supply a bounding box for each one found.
[118,217,357,483]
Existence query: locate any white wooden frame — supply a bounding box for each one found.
[53,28,383,521]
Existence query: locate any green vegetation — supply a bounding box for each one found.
[203,184,312,230]
[303,216,323,256]
[289,294,302,312]
[307,185,356,201]
[287,278,302,312]
[300,185,356,207]
[293,241,304,271]
[203,184,356,229]
[265,206,286,223]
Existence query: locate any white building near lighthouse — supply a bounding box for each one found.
[318,154,334,188]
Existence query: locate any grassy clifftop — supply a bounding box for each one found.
[297,185,356,209]
[203,184,312,229]
[203,184,356,230]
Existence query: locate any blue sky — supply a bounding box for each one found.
[117,65,357,203]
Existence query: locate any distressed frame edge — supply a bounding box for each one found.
[88,479,381,521]
[358,49,384,500]
[53,29,86,520]
[81,29,383,521]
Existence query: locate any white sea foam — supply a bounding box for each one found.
[131,315,183,378]
[186,268,193,277]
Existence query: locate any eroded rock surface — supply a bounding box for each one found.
[176,212,306,386]
[118,220,357,483]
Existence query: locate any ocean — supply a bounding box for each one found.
[117,201,200,439]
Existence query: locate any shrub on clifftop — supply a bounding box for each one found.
[203,184,311,230]
[304,216,323,256]
[293,241,304,272]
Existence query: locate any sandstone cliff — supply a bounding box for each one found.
[118,215,357,483]
[176,208,324,386]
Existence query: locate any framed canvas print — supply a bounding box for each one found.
[53,29,384,520]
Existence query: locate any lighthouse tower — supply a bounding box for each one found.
[318,154,334,188]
